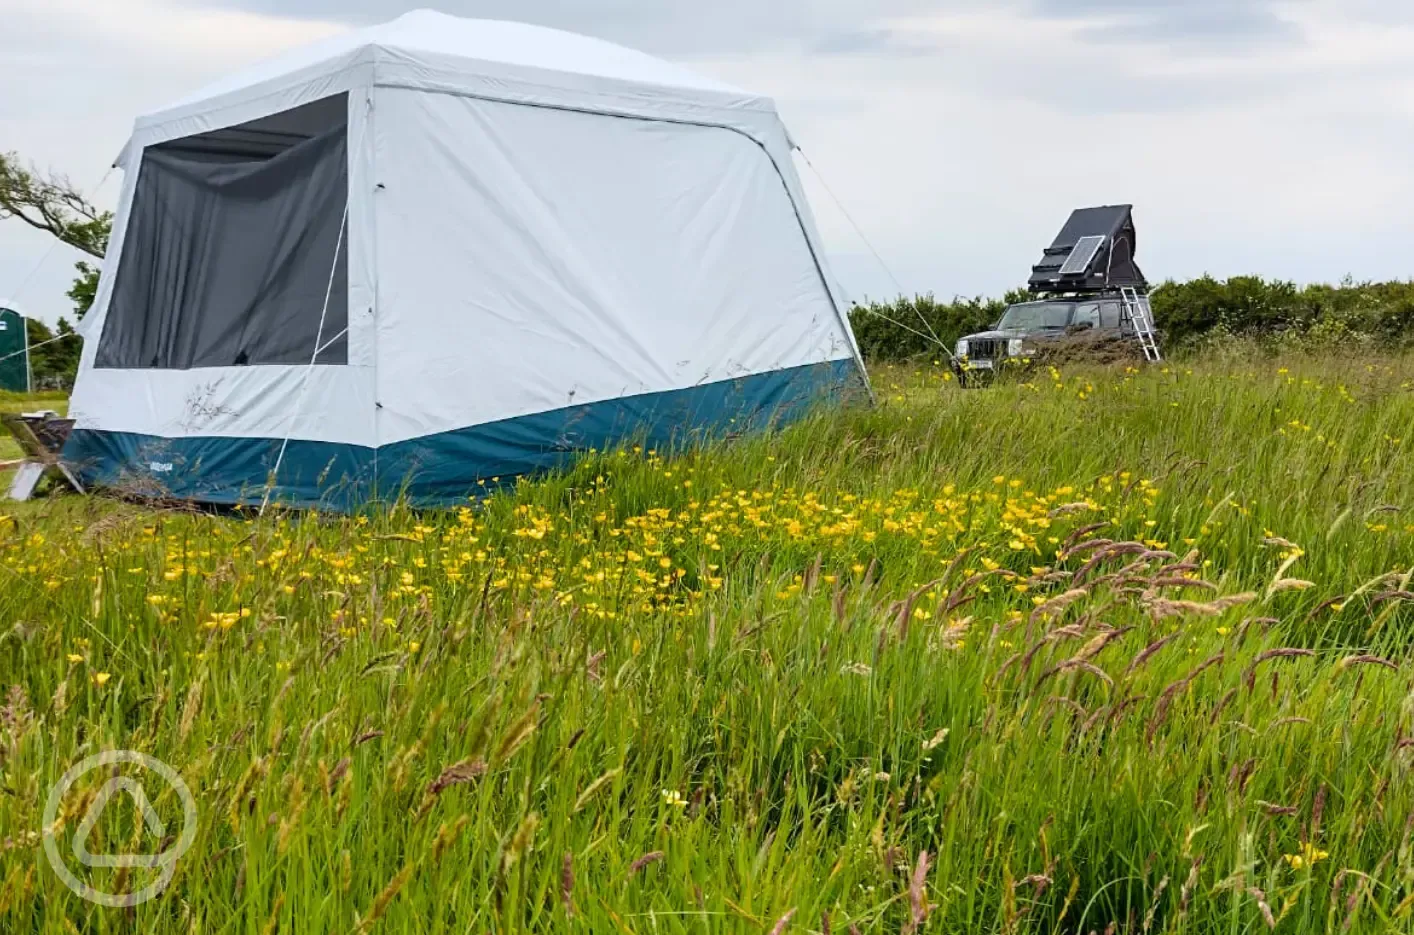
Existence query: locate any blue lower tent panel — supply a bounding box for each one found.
[62,359,864,509]
[61,431,374,509]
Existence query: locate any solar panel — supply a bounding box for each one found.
[1059,235,1106,276]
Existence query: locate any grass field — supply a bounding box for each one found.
[1,356,1413,933]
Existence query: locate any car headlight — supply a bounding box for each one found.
[1008,338,1025,357]
[955,339,969,357]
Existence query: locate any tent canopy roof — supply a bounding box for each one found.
[155,9,756,118]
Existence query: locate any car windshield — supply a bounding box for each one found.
[996,302,1073,331]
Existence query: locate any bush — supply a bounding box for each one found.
[848,290,1030,363]
[1153,276,1414,353]
[851,277,1414,362]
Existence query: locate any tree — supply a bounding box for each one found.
[0,153,110,258]
[67,260,101,321]
[1,151,111,321]
[21,317,80,388]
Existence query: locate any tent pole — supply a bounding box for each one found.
[23,315,32,394]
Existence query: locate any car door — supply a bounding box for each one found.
[1099,301,1122,333]
[1071,303,1102,331]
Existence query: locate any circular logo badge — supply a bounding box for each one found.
[42,751,198,908]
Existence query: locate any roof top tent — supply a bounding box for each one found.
[1027,205,1147,295]
[64,10,869,509]
[1024,204,1162,362]
[0,305,31,394]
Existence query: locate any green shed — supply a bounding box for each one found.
[0,306,31,394]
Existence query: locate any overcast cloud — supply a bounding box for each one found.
[2,0,1413,323]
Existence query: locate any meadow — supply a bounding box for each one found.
[1,355,1412,933]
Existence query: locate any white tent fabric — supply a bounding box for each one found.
[116,12,787,163]
[66,10,868,507]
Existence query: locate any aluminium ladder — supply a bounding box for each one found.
[1120,286,1163,363]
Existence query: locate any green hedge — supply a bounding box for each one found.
[847,290,1029,362]
[849,277,1414,362]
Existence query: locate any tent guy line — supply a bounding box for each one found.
[795,148,958,365]
[0,330,79,366]
[260,200,350,516]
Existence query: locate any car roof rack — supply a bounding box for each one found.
[1028,205,1148,296]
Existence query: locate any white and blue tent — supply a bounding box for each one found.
[65,10,869,507]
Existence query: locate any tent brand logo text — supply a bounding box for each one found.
[149,462,174,473]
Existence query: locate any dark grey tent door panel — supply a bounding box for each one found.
[96,95,350,370]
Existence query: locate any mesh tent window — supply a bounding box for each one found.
[95,94,349,370]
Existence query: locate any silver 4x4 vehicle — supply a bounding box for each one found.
[952,204,1161,383]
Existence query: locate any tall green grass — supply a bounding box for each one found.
[1,356,1411,933]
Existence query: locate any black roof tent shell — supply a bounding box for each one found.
[1027,204,1147,295]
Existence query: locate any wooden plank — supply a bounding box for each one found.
[2,414,85,498]
[7,462,44,501]
[1,415,50,461]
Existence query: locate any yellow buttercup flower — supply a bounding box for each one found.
[1283,842,1329,871]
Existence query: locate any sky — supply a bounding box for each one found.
[3,0,1414,324]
